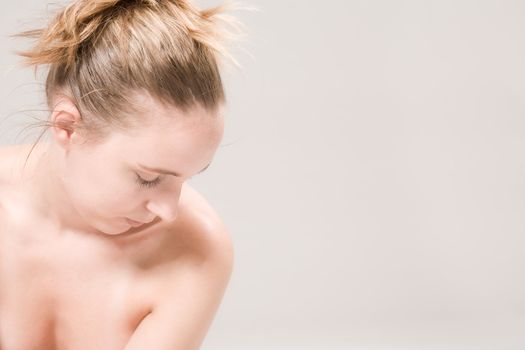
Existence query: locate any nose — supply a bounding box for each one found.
[145,192,180,223]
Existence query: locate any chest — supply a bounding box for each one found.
[0,223,157,350]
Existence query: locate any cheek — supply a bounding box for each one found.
[63,163,138,215]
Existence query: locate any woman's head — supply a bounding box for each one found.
[13,0,243,141]
[40,91,224,235]
[9,0,244,234]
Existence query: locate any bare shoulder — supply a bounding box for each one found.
[171,182,234,263]
[144,182,234,299]
[123,185,234,350]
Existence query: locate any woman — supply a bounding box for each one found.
[0,0,242,349]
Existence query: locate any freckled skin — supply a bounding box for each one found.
[0,92,227,349]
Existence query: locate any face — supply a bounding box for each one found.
[48,93,224,235]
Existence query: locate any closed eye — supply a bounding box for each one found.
[135,173,162,188]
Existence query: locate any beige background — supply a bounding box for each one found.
[1,1,524,349]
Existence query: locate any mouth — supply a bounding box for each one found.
[126,218,145,227]
[116,216,163,238]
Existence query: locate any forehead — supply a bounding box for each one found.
[125,92,223,138]
[106,93,224,161]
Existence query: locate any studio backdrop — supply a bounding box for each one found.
[0,0,523,349]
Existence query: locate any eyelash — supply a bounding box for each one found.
[134,172,198,189]
[135,174,162,188]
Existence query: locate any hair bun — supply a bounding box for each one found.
[10,0,252,133]
[10,0,148,73]
[11,0,248,73]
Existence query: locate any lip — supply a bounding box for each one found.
[126,218,145,227]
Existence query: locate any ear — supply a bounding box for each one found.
[50,97,86,149]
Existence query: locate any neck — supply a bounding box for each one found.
[20,141,101,235]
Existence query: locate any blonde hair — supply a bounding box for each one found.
[10,0,246,153]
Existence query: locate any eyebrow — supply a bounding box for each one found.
[138,162,211,177]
